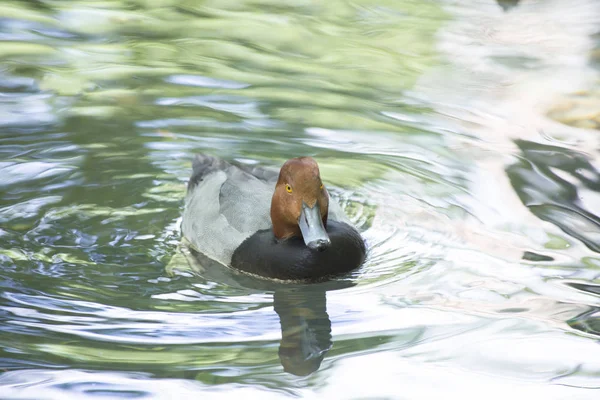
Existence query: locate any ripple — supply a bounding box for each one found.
[0,196,61,223]
[165,75,249,89]
[0,369,283,400]
[0,93,58,131]
[2,292,278,345]
[0,162,76,187]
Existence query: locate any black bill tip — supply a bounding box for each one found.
[307,238,331,252]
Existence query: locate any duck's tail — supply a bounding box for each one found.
[188,154,230,191]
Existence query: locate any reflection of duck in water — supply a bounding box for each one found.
[169,246,352,376]
[182,155,366,281]
[274,285,333,376]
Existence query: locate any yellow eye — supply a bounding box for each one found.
[286,184,292,193]
[320,183,324,190]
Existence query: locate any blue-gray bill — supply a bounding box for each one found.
[298,202,331,252]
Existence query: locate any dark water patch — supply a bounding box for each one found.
[507,140,600,253]
[568,307,600,337]
[522,251,555,262]
[566,282,600,297]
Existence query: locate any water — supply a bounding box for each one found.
[1,0,600,398]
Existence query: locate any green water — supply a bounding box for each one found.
[2,0,600,398]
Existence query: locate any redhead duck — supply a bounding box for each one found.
[181,155,366,281]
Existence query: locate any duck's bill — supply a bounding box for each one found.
[299,202,331,252]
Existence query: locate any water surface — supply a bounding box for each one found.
[2,0,600,398]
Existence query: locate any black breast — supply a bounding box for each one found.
[230,221,366,281]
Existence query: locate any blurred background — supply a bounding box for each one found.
[1,0,600,398]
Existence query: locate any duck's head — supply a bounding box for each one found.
[271,157,330,252]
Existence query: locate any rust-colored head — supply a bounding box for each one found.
[271,157,330,250]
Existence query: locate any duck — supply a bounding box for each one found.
[181,155,366,281]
